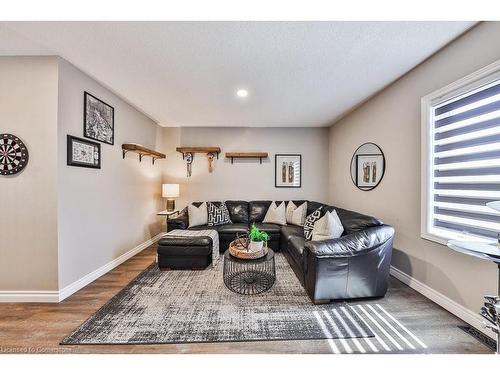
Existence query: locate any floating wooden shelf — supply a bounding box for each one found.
[225,152,268,164]
[122,143,166,165]
[176,146,221,159]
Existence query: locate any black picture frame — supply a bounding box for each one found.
[83,91,114,145]
[275,154,302,188]
[67,135,101,169]
[350,142,386,191]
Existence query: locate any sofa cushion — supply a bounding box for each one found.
[280,225,305,241]
[249,200,273,222]
[225,201,249,223]
[254,223,281,241]
[217,223,249,235]
[217,224,249,247]
[254,223,281,233]
[289,235,306,257]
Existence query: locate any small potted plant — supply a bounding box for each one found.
[248,223,270,253]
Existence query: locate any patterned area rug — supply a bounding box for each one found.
[61,254,374,345]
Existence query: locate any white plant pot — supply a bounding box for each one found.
[249,240,263,253]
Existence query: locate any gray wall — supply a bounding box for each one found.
[159,127,330,208]
[57,59,163,290]
[0,56,59,291]
[328,22,500,314]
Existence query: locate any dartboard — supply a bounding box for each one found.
[0,134,29,176]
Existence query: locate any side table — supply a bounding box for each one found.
[157,209,180,232]
[447,239,500,353]
[157,209,180,218]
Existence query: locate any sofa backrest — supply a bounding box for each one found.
[187,200,382,234]
[248,200,272,222]
[225,201,249,223]
[305,201,324,216]
[334,207,383,235]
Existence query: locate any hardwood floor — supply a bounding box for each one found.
[0,244,493,354]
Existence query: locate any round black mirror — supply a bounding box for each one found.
[350,143,385,191]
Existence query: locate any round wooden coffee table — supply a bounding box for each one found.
[223,249,275,295]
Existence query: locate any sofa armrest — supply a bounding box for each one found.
[167,209,189,231]
[304,224,394,258]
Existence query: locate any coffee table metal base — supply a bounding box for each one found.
[223,250,275,295]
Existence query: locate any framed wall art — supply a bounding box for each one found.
[349,142,386,191]
[355,154,384,189]
[275,154,301,188]
[67,135,101,169]
[84,91,114,145]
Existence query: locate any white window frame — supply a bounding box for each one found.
[421,59,500,245]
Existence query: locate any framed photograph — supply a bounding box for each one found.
[67,135,101,169]
[356,154,384,188]
[84,91,114,145]
[275,154,301,188]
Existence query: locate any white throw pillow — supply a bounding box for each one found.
[263,201,287,225]
[311,210,344,241]
[188,202,208,228]
[286,201,307,226]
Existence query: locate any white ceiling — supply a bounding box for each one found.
[0,21,475,127]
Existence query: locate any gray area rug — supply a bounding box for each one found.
[61,254,374,345]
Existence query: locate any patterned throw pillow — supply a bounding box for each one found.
[207,202,232,226]
[303,206,323,240]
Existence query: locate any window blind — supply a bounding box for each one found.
[432,79,500,239]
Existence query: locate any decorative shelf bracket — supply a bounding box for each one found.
[176,147,221,176]
[176,147,221,160]
[225,152,268,164]
[122,143,166,165]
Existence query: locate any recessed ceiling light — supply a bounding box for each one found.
[236,89,248,98]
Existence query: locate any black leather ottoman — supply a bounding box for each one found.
[157,236,213,270]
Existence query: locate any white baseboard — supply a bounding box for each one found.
[390,265,495,339]
[0,290,59,303]
[0,232,165,303]
[58,232,165,301]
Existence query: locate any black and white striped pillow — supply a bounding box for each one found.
[303,207,323,240]
[207,202,232,226]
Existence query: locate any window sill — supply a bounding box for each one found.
[421,229,494,246]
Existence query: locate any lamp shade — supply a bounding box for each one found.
[487,201,500,212]
[162,184,180,198]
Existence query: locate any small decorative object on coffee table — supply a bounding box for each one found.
[224,229,275,295]
[248,224,270,254]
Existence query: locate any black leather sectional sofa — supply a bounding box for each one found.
[166,200,394,304]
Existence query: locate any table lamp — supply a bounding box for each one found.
[162,184,180,211]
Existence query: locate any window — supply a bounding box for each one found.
[422,61,500,244]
